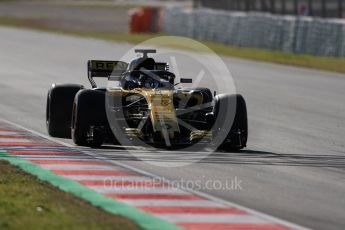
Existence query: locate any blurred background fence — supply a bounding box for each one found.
[162,7,345,57]
[193,0,344,18]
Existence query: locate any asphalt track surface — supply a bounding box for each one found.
[0,27,345,230]
[0,1,130,32]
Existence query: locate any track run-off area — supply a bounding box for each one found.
[0,120,304,230]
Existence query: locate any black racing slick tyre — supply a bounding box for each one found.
[213,94,248,151]
[46,84,84,138]
[71,89,107,147]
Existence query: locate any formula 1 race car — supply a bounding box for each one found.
[46,49,247,151]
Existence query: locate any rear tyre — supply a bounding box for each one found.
[46,84,84,138]
[213,94,248,151]
[71,89,107,147]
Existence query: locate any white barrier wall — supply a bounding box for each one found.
[162,7,345,57]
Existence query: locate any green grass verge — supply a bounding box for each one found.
[0,150,182,230]
[0,160,142,230]
[0,16,345,74]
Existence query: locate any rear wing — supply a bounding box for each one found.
[87,60,128,88]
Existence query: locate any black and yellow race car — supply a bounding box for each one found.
[46,49,247,151]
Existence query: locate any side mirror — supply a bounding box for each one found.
[180,78,192,83]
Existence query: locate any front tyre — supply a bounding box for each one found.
[213,94,248,151]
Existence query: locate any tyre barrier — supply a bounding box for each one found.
[129,7,162,33]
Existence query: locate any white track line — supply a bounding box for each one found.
[0,131,19,135]
[0,138,31,142]
[65,175,151,181]
[89,186,188,194]
[17,155,94,159]
[121,199,226,207]
[158,214,270,223]
[40,164,123,170]
[1,118,310,230]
